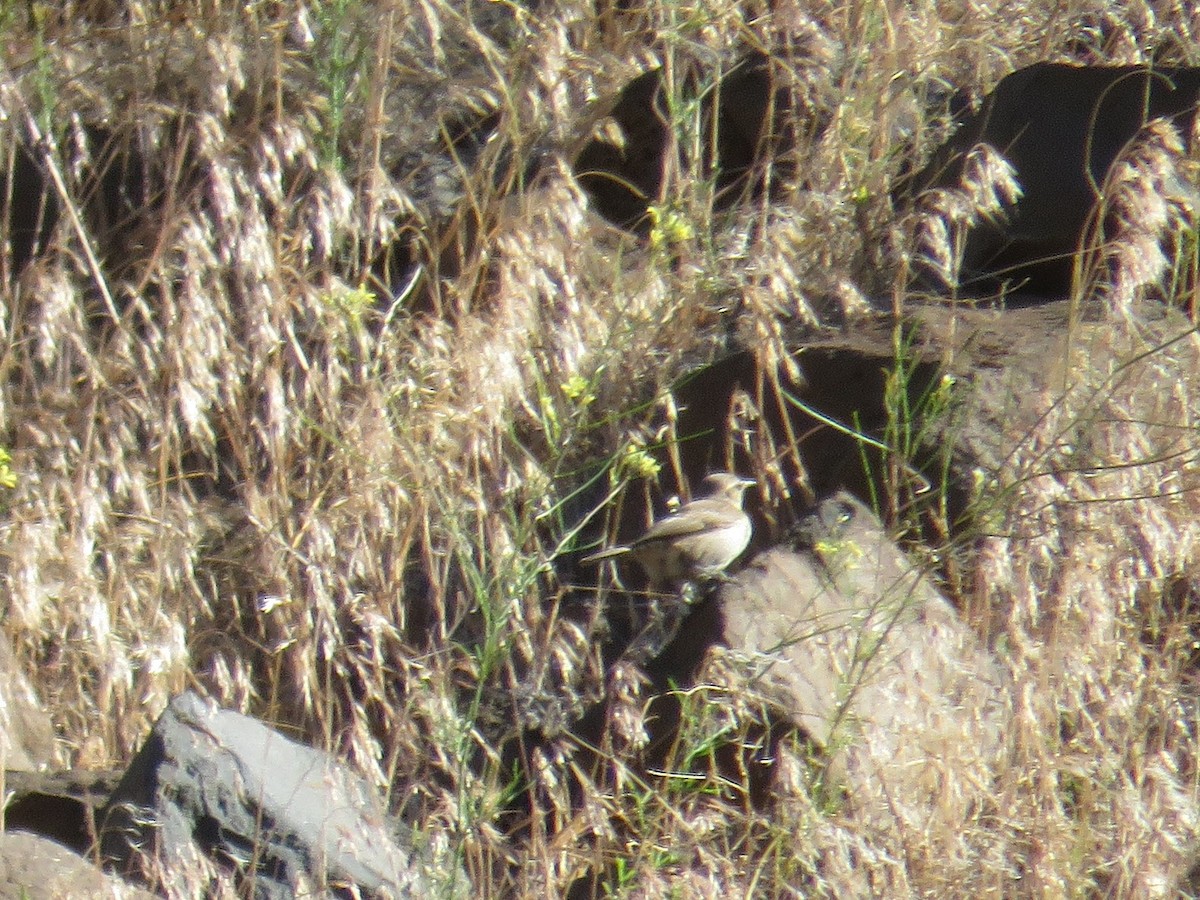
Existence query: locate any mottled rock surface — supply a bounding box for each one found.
[100,692,466,899]
[716,493,1008,808]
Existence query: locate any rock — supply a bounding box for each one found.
[0,630,60,772]
[0,831,152,900]
[715,493,1009,820]
[99,692,466,899]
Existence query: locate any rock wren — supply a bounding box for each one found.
[582,472,755,589]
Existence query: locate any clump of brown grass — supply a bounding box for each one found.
[0,0,1198,896]
[905,143,1022,295]
[1079,117,1200,315]
[962,306,1200,894]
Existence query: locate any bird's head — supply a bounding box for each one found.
[701,472,756,505]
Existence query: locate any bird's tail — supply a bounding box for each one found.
[580,545,630,565]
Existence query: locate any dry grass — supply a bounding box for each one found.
[0,0,1198,895]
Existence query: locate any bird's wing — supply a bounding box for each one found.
[631,499,739,545]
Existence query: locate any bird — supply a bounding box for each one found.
[581,472,756,589]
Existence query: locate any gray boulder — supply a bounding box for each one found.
[99,691,466,899]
